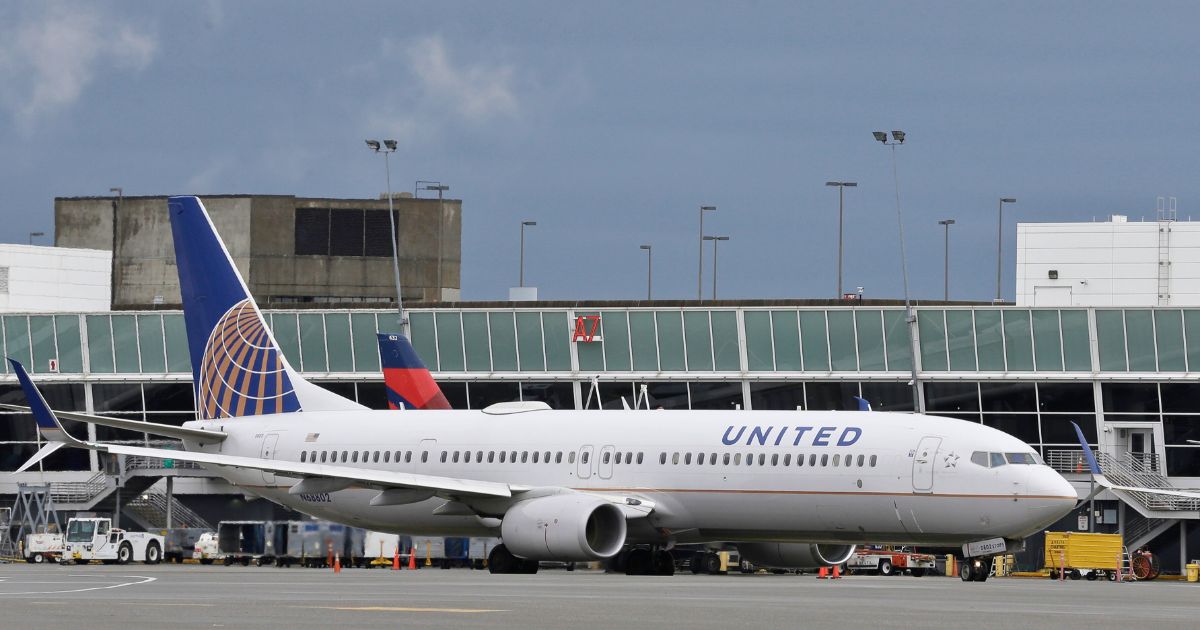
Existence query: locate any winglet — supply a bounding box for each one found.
[854,396,872,412]
[1069,421,1101,475]
[8,358,85,446]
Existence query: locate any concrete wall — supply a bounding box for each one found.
[0,244,111,312]
[55,195,461,308]
[1016,217,1200,307]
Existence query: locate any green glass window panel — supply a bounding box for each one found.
[883,310,911,372]
[408,312,437,370]
[323,313,353,372]
[270,313,302,368]
[799,311,830,372]
[135,315,166,373]
[111,315,140,373]
[974,310,1005,371]
[54,315,83,374]
[855,310,886,371]
[1095,310,1127,371]
[744,311,774,371]
[516,312,546,371]
[945,310,977,371]
[655,311,686,371]
[628,312,659,371]
[29,316,57,374]
[1031,310,1063,372]
[434,312,464,372]
[1155,310,1186,372]
[462,312,492,372]
[85,315,114,374]
[1002,310,1034,371]
[1124,310,1156,372]
[683,311,714,371]
[772,311,802,371]
[917,310,948,372]
[542,312,571,372]
[1185,311,1200,371]
[350,313,380,373]
[1060,310,1091,371]
[575,311,605,372]
[711,311,739,371]
[602,311,631,371]
[827,311,857,371]
[163,314,190,373]
[488,312,518,371]
[298,314,328,372]
[3,316,29,372]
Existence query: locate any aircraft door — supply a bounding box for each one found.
[912,436,942,493]
[260,433,280,485]
[598,445,615,479]
[577,445,594,479]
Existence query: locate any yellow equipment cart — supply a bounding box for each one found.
[1043,532,1123,581]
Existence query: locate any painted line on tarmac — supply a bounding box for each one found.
[0,575,155,596]
[306,606,509,613]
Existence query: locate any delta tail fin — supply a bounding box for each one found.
[378,333,451,410]
[168,196,365,419]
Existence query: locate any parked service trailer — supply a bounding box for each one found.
[217,521,278,566]
[23,533,63,564]
[162,528,210,563]
[847,548,937,576]
[1044,531,1123,581]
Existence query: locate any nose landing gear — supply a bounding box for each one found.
[958,557,990,582]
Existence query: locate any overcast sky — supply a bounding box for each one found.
[2,1,1198,303]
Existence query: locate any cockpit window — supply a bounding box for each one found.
[989,452,1006,468]
[1005,452,1037,465]
[970,451,988,467]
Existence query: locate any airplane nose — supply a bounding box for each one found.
[1027,468,1078,522]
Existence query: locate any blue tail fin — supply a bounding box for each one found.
[168,196,363,419]
[378,333,451,410]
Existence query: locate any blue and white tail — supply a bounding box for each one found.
[169,196,364,419]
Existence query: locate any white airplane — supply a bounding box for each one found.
[7,195,1077,581]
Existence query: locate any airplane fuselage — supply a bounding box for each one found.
[184,407,1076,546]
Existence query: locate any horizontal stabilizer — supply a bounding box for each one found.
[13,442,65,474]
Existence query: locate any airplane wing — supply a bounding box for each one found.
[0,403,226,443]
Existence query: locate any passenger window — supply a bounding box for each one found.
[734,453,741,465]
[672,452,680,465]
[488,451,495,463]
[373,451,380,463]
[821,454,829,467]
[511,451,518,462]
[301,451,307,463]
[637,452,644,464]
[809,454,817,467]
[869,454,877,467]
[684,453,692,465]
[581,451,589,464]
[341,451,348,463]
[533,451,540,464]
[844,455,852,467]
[746,455,753,466]
[856,454,864,467]
[439,452,447,463]
[723,453,731,465]
[568,451,576,464]
[758,454,766,466]
[320,451,328,463]
[362,451,369,462]
[383,451,390,463]
[405,451,412,463]
[771,454,779,466]
[616,452,624,465]
[971,451,989,467]
[600,452,609,464]
[464,451,472,463]
[659,452,667,465]
[990,452,1006,468]
[500,451,507,463]
[545,451,551,462]
[627,452,634,464]
[833,454,840,466]
[709,453,717,465]
[477,451,484,462]
[420,451,428,463]
[521,451,529,463]
[352,451,359,463]
[796,453,804,467]
[783,454,791,466]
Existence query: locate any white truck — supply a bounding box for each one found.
[61,517,164,565]
[192,531,220,564]
[846,547,937,576]
[23,533,64,563]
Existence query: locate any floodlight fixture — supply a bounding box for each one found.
[891,130,905,143]
[383,139,397,151]
[872,131,888,143]
[365,140,381,151]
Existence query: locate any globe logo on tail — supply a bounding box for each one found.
[198,299,300,419]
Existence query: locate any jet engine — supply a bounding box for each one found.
[500,494,627,561]
[736,542,856,568]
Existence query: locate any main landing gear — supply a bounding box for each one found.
[958,556,990,582]
[487,544,539,574]
[608,546,676,575]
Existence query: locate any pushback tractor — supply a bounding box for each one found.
[61,517,164,565]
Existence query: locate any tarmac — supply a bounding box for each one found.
[0,564,1197,630]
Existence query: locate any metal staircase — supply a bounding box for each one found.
[1122,509,1178,552]
[123,489,212,530]
[1094,452,1200,514]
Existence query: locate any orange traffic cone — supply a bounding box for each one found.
[392,547,400,571]
[334,553,342,574]
[817,566,828,579]
[831,565,842,579]
[407,547,417,570]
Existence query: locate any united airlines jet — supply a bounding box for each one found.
[8,196,1078,581]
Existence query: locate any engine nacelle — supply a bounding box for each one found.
[737,542,856,569]
[500,494,627,562]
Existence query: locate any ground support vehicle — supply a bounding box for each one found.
[192,531,220,564]
[23,533,63,563]
[847,548,936,576]
[61,517,163,565]
[217,520,278,566]
[162,528,209,563]
[1044,531,1124,581]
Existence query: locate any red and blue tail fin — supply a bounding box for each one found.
[378,333,451,410]
[168,196,365,419]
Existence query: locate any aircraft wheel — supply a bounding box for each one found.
[959,560,973,582]
[652,550,675,576]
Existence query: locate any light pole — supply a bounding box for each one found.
[703,235,729,299]
[698,205,716,300]
[996,197,1017,302]
[420,182,450,302]
[28,231,44,245]
[366,139,407,335]
[825,181,857,298]
[873,129,922,413]
[640,244,652,300]
[519,220,536,287]
[938,219,956,301]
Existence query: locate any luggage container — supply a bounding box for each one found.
[217,521,277,566]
